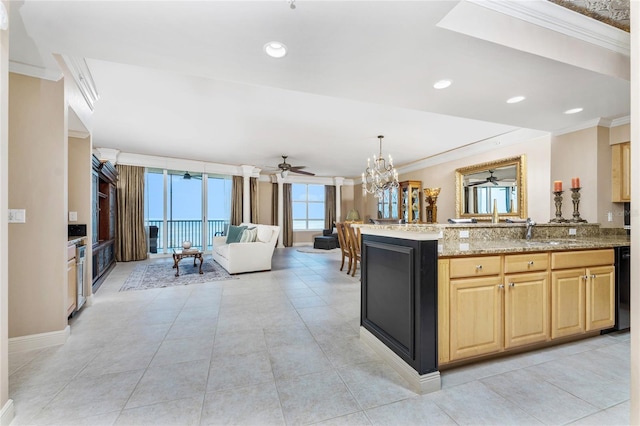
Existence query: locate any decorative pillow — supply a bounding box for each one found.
[240,227,258,243]
[226,225,247,244]
[256,226,273,243]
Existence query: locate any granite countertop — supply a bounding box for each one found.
[439,236,630,257]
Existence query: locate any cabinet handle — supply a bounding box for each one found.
[528,261,534,265]
[476,265,483,270]
[498,284,504,289]
[591,274,596,279]
[582,275,589,280]
[509,282,515,287]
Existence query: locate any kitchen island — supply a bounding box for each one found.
[358,223,630,394]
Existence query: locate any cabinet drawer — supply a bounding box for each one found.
[504,253,549,273]
[551,249,614,270]
[450,256,501,278]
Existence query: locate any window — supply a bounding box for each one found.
[144,168,231,253]
[292,184,325,230]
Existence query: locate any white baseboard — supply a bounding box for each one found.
[8,325,70,353]
[0,399,14,426]
[360,326,441,394]
[85,294,94,306]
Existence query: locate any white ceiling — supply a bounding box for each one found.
[8,0,630,178]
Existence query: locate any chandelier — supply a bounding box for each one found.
[361,135,399,199]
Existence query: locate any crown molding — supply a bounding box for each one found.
[68,129,90,139]
[395,128,548,176]
[611,115,630,127]
[471,0,630,55]
[9,61,62,81]
[552,117,630,136]
[59,55,99,111]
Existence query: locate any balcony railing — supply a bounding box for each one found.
[145,219,229,252]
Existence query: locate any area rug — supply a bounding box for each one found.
[296,245,340,254]
[119,260,236,291]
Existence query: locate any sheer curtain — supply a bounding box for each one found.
[250,177,258,223]
[283,183,293,247]
[324,185,336,230]
[231,175,243,226]
[114,165,147,261]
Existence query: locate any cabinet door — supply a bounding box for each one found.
[109,184,117,240]
[67,259,76,316]
[504,272,549,349]
[450,275,503,360]
[551,268,585,339]
[586,265,615,331]
[612,142,631,202]
[92,172,99,244]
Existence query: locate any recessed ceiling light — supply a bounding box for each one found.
[264,41,287,58]
[564,107,583,114]
[433,79,452,89]
[506,96,526,104]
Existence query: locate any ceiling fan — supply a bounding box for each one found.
[182,171,202,180]
[467,170,499,186]
[275,155,315,177]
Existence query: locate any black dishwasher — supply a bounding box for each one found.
[613,246,631,331]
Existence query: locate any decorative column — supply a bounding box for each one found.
[276,173,284,247]
[240,165,254,224]
[334,177,344,222]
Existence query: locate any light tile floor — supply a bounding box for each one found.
[8,248,631,425]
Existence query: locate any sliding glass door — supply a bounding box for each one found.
[144,169,231,254]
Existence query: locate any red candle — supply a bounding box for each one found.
[571,177,580,188]
[553,181,562,191]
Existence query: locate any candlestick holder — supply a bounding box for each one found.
[569,187,587,223]
[549,190,568,223]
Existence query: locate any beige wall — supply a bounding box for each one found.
[551,126,623,226]
[9,73,68,338]
[610,123,630,145]
[1,0,10,414]
[68,136,92,295]
[257,181,273,225]
[340,184,355,222]
[371,135,552,224]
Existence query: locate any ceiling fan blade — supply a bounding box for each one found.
[291,169,315,176]
[290,165,307,169]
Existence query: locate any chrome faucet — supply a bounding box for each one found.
[525,218,536,240]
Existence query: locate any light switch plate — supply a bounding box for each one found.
[459,230,469,238]
[69,211,78,221]
[8,209,26,223]
[569,228,577,235]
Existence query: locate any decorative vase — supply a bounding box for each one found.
[182,241,192,249]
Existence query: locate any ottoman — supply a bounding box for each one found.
[314,236,337,250]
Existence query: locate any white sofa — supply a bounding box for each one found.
[212,223,280,274]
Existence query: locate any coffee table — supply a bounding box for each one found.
[172,249,204,277]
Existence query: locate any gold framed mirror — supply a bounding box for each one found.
[455,155,527,220]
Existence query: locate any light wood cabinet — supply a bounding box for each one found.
[612,142,631,202]
[504,271,549,349]
[550,250,614,339]
[450,275,503,360]
[439,248,614,365]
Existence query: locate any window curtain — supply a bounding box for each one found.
[114,165,147,261]
[231,175,243,226]
[324,185,336,230]
[250,177,258,224]
[283,183,293,247]
[271,183,278,226]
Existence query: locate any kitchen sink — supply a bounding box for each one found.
[525,239,579,246]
